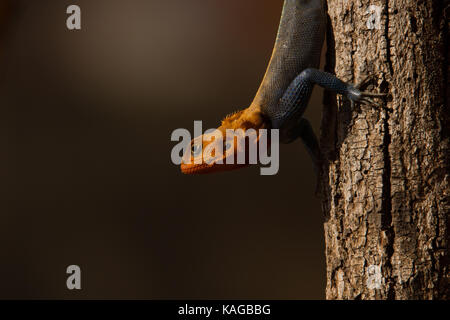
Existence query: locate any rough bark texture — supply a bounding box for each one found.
[320,0,449,299]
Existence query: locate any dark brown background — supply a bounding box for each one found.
[1,0,326,299]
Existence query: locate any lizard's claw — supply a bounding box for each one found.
[359,96,379,106]
[348,88,386,107]
[347,76,387,109]
[354,75,372,90]
[358,92,387,107]
[361,92,387,97]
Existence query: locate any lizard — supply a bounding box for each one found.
[180,0,385,179]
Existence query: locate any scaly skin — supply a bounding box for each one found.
[180,0,385,175]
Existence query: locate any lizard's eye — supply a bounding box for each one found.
[191,143,202,156]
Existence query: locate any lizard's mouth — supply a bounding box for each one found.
[180,161,249,175]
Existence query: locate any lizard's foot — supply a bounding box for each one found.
[348,76,388,109]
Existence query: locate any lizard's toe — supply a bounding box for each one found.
[362,92,387,97]
[354,75,373,90]
[347,84,386,108]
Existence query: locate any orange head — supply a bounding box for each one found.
[181,107,269,174]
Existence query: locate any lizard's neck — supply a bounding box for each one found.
[224,104,270,132]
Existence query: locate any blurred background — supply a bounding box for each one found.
[1,0,326,299]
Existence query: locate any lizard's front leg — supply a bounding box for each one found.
[288,68,385,106]
[270,68,386,130]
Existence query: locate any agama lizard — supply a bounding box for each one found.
[180,0,384,177]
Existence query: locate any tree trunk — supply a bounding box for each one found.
[320,0,448,299]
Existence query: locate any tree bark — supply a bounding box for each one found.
[320,0,449,299]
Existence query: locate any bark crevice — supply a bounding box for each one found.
[381,112,395,299]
